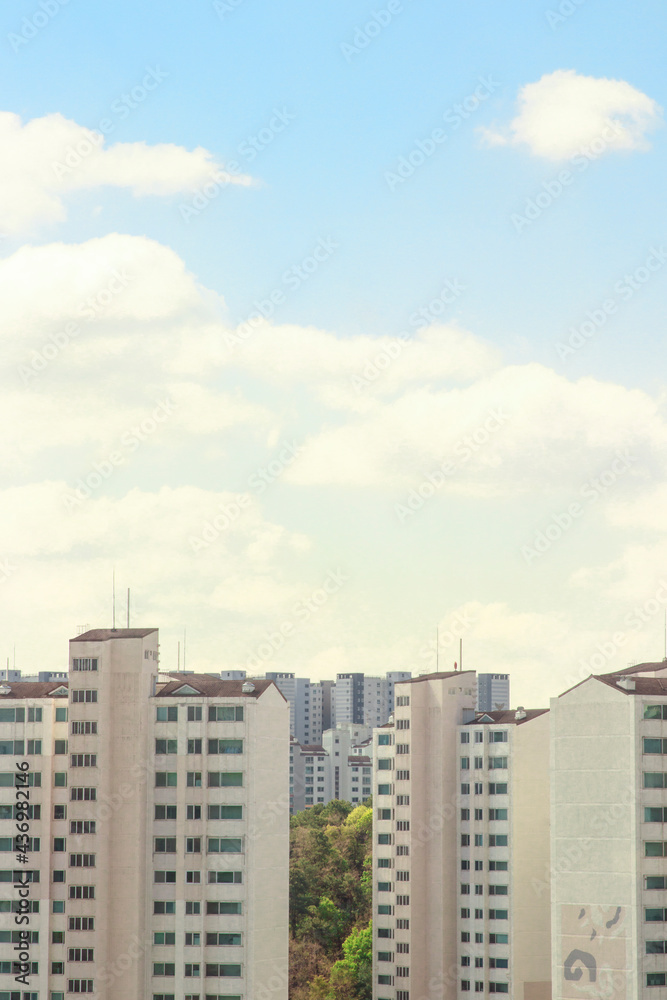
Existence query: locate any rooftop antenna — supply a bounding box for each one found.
[177,641,181,672]
[127,588,130,629]
[436,627,439,671]
[460,638,463,672]
[183,628,186,671]
[112,568,116,630]
[664,610,666,661]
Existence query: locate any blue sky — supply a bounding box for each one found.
[1,0,667,704]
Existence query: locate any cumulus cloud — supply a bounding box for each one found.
[225,319,502,408]
[480,70,662,160]
[283,365,666,492]
[0,111,252,234]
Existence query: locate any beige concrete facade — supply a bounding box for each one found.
[0,627,290,1000]
[550,664,667,1000]
[372,670,478,1000]
[372,672,551,1000]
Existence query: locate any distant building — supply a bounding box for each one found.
[477,673,510,712]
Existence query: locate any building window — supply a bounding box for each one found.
[156,707,178,722]
[461,757,470,770]
[71,721,96,735]
[71,691,97,703]
[208,739,244,755]
[187,706,202,721]
[154,838,177,853]
[489,731,507,742]
[153,931,176,945]
[155,805,178,820]
[70,754,96,767]
[646,842,667,857]
[489,783,508,795]
[187,739,202,754]
[207,772,243,787]
[155,739,178,755]
[72,659,98,671]
[208,706,244,722]
[490,984,510,993]
[489,757,507,769]
[187,772,202,787]
[71,787,96,800]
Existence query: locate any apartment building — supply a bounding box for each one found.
[477,674,510,713]
[372,672,551,1000]
[322,725,373,804]
[289,739,330,813]
[372,670,477,1000]
[550,660,667,1000]
[263,674,321,745]
[288,726,373,814]
[0,628,290,1000]
[457,708,551,1000]
[336,673,412,729]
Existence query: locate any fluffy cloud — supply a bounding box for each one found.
[0,111,252,234]
[283,365,667,492]
[480,70,662,160]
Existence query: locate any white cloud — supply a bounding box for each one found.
[225,320,501,410]
[0,111,252,234]
[480,70,662,160]
[284,365,667,492]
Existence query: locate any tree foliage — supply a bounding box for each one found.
[289,800,373,998]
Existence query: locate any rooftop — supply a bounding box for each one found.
[403,670,476,685]
[0,681,68,699]
[465,708,548,726]
[71,628,158,642]
[595,675,667,696]
[607,661,667,677]
[155,675,280,700]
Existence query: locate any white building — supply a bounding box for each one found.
[457,708,551,1000]
[372,670,477,1000]
[0,627,290,1000]
[550,660,667,1000]
[289,739,331,812]
[372,671,551,1000]
[335,672,412,729]
[289,724,373,813]
[264,673,321,745]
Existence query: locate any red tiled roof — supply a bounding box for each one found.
[595,675,667,696]
[603,661,667,677]
[155,675,280,700]
[465,708,548,725]
[0,682,68,699]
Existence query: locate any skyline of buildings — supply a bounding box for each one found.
[3,621,665,1000]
